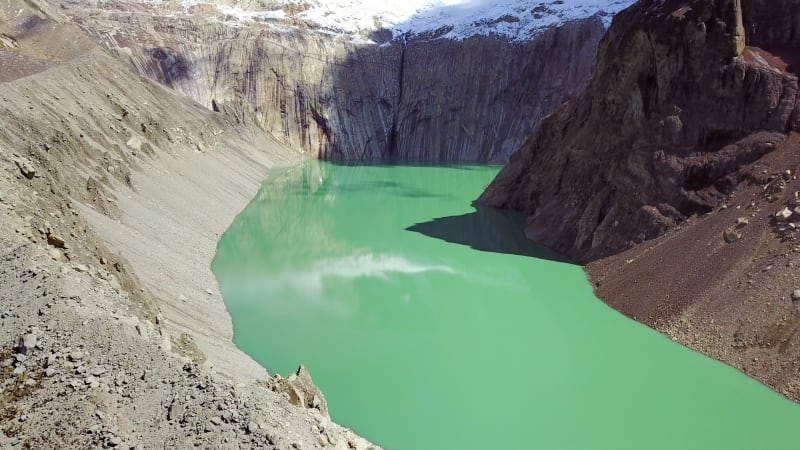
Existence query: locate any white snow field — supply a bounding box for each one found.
[182,0,636,41]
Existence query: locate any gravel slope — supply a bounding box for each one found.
[0,1,379,447]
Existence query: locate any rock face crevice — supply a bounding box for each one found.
[480,0,800,262]
[68,6,607,162]
[386,42,406,159]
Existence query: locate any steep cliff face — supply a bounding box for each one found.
[384,24,603,162]
[480,0,800,261]
[65,3,606,161]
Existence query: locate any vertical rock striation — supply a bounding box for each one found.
[67,5,607,162]
[386,22,603,162]
[480,0,800,262]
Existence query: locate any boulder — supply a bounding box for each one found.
[14,158,35,179]
[126,136,143,152]
[267,365,329,417]
[47,233,67,249]
[776,207,793,221]
[724,228,743,244]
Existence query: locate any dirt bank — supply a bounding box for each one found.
[587,134,800,401]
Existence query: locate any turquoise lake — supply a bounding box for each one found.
[212,161,800,449]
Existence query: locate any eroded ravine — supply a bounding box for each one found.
[213,161,800,450]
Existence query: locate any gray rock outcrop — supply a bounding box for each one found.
[266,365,329,417]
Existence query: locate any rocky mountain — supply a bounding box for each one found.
[481,0,800,261]
[61,0,630,161]
[481,0,800,401]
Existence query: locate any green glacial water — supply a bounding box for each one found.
[212,161,800,450]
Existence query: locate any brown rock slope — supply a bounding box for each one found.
[588,134,800,400]
[481,0,800,400]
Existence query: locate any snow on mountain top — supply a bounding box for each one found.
[182,0,636,42]
[301,0,635,40]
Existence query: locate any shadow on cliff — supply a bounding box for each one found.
[407,203,575,264]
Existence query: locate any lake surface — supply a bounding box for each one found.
[213,161,800,450]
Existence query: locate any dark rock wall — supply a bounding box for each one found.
[345,21,604,162]
[743,0,800,48]
[480,0,800,262]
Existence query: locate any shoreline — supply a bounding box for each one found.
[78,135,304,384]
[585,136,800,402]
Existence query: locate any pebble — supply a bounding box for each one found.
[776,207,793,221]
[50,248,63,261]
[45,367,56,377]
[69,351,84,362]
[21,333,37,353]
[135,323,148,339]
[792,290,800,302]
[12,366,25,377]
[246,421,259,434]
[723,227,742,244]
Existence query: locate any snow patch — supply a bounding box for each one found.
[180,0,636,41]
[300,0,635,40]
[216,5,287,21]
